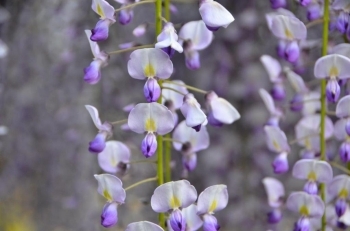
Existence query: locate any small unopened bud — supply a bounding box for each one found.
[303,181,318,195]
[89,132,107,153]
[294,217,310,231]
[307,4,321,21]
[272,152,289,174]
[335,198,347,217]
[284,41,300,63]
[91,19,112,42]
[169,209,186,231]
[203,214,220,231]
[270,83,286,101]
[144,78,161,102]
[326,79,341,103]
[119,9,133,25]
[141,133,158,158]
[290,94,304,112]
[339,142,350,163]
[84,60,103,85]
[101,202,118,228]
[267,209,282,224]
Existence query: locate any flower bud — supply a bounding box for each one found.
[91,19,112,42]
[182,153,197,171]
[290,94,304,112]
[307,4,321,21]
[89,132,107,153]
[284,41,300,63]
[346,119,350,136]
[101,202,118,228]
[169,209,186,231]
[84,60,103,85]
[337,12,349,34]
[339,142,350,162]
[267,209,282,224]
[119,9,133,25]
[272,152,289,174]
[208,112,224,127]
[335,198,347,217]
[270,83,286,101]
[303,181,318,195]
[144,78,161,102]
[141,133,158,158]
[276,40,287,59]
[326,79,341,103]
[294,217,310,231]
[203,214,220,231]
[270,0,286,9]
[297,0,311,7]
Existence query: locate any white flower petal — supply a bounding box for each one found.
[260,55,282,83]
[180,94,207,128]
[285,67,308,93]
[328,175,350,201]
[94,174,126,203]
[0,39,8,58]
[162,80,189,109]
[262,177,285,208]
[334,119,348,141]
[302,91,320,115]
[197,185,228,215]
[259,88,277,116]
[125,221,164,231]
[92,0,116,21]
[85,30,106,61]
[98,141,131,173]
[336,95,350,118]
[314,54,350,79]
[182,204,203,231]
[85,105,103,129]
[265,9,296,30]
[271,15,307,40]
[207,92,240,124]
[199,0,234,28]
[179,20,213,50]
[292,159,333,183]
[339,205,350,226]
[151,180,197,212]
[286,192,324,218]
[264,126,290,153]
[332,43,350,58]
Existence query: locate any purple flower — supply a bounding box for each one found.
[336,198,347,217]
[101,202,118,228]
[290,94,304,111]
[272,152,289,174]
[326,79,341,103]
[182,153,197,171]
[89,132,107,153]
[285,41,300,63]
[270,83,286,101]
[119,8,133,25]
[144,78,161,102]
[270,0,287,9]
[307,4,321,21]
[203,214,220,231]
[169,209,186,231]
[303,181,318,195]
[155,22,183,56]
[337,12,349,34]
[84,60,103,84]
[91,19,113,42]
[267,209,283,224]
[294,217,311,231]
[339,142,350,162]
[276,40,287,59]
[141,132,158,158]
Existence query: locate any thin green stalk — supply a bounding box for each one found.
[125,177,158,191]
[155,0,162,36]
[320,1,329,231]
[164,0,170,21]
[165,133,172,182]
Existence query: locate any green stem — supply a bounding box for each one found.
[108,44,154,55]
[164,0,170,21]
[165,133,172,183]
[163,80,208,94]
[320,1,329,231]
[125,177,158,191]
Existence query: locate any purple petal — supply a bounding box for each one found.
[272,152,289,174]
[337,12,349,34]
[182,153,197,172]
[119,8,133,25]
[293,217,311,231]
[307,4,321,21]
[270,0,287,9]
[185,50,200,70]
[267,209,283,224]
[284,41,300,63]
[270,83,286,101]
[336,198,347,217]
[101,202,118,228]
[339,142,350,163]
[169,209,186,231]
[326,79,341,103]
[303,181,318,195]
[91,19,112,42]
[84,60,102,84]
[141,132,158,158]
[144,78,161,102]
[89,132,107,153]
[290,94,304,111]
[203,214,220,231]
[162,46,176,58]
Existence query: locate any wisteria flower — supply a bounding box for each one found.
[133,23,148,37]
[84,30,109,84]
[94,174,126,227]
[114,0,138,25]
[292,159,333,195]
[307,3,322,21]
[286,192,325,231]
[127,48,173,102]
[332,43,350,58]
[172,120,209,172]
[181,93,207,132]
[197,185,228,231]
[270,0,287,9]
[179,20,213,70]
[269,15,307,63]
[259,88,283,126]
[260,55,285,100]
[198,0,234,31]
[262,177,285,223]
[125,221,164,231]
[155,22,183,57]
[265,8,296,30]
[264,125,290,174]
[128,102,175,157]
[85,105,112,153]
[91,0,116,41]
[167,204,203,231]
[328,175,350,218]
[205,91,240,126]
[314,54,350,102]
[334,119,350,162]
[97,140,131,174]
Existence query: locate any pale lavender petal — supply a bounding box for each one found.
[199,0,234,29]
[141,132,158,158]
[197,185,228,215]
[101,202,118,228]
[262,177,285,208]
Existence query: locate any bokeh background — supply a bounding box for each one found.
[0,0,324,230]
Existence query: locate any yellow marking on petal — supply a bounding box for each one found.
[145,118,156,132]
[144,64,156,77]
[170,196,181,208]
[97,4,104,18]
[299,205,309,216]
[305,137,311,149]
[285,29,293,39]
[208,199,218,213]
[339,188,348,198]
[329,66,339,78]
[273,139,280,151]
[110,155,117,167]
[103,189,113,201]
[307,171,317,181]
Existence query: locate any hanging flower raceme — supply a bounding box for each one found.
[269,15,307,63]
[286,192,325,231]
[197,185,228,231]
[125,221,164,231]
[151,180,197,231]
[314,54,350,103]
[128,102,175,158]
[155,22,183,57]
[172,120,209,173]
[332,0,350,38]
[260,55,285,101]
[180,93,207,132]
[264,125,291,174]
[84,30,109,85]
[168,204,203,231]
[91,0,116,41]
[292,159,333,195]
[262,177,285,223]
[97,140,131,175]
[205,91,240,127]
[270,0,287,9]
[127,48,173,102]
[85,105,112,153]
[198,0,234,31]
[178,20,213,70]
[162,80,189,124]
[114,0,139,25]
[328,175,350,219]
[259,88,283,126]
[94,174,126,228]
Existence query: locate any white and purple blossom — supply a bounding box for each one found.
[91,0,116,41]
[180,93,207,131]
[155,22,183,57]
[262,177,285,224]
[97,140,130,174]
[198,0,234,31]
[259,88,283,126]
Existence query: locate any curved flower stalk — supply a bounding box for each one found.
[264,125,291,173]
[155,22,183,57]
[314,54,350,102]
[262,177,285,223]
[198,0,234,31]
[178,20,213,70]
[94,174,126,227]
[84,30,109,84]
[205,91,240,127]
[128,102,175,158]
[91,0,116,41]
[292,159,333,195]
[259,88,283,126]
[172,120,209,174]
[127,48,173,102]
[97,140,131,175]
[197,185,228,231]
[269,15,307,63]
[85,105,112,153]
[151,180,197,231]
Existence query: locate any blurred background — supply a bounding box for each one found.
[0,0,321,230]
